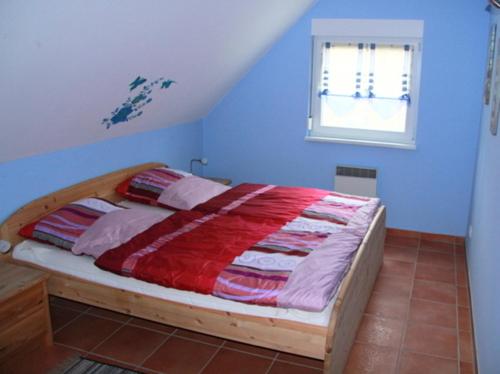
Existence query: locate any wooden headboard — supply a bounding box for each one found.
[0,162,164,248]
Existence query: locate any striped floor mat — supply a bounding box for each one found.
[53,357,141,374]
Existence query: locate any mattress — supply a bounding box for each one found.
[13,198,336,327]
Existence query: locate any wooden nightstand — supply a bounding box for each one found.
[205,177,232,186]
[0,262,52,362]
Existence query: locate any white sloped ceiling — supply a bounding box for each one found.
[0,0,315,162]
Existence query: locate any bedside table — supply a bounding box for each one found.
[0,262,52,362]
[205,177,232,186]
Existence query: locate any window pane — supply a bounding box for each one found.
[323,44,359,96]
[373,45,410,98]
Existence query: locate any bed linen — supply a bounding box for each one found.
[157,175,231,210]
[116,167,230,210]
[96,184,380,312]
[19,197,124,251]
[12,239,335,326]
[72,208,169,258]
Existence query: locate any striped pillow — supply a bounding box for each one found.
[115,167,191,208]
[19,198,124,251]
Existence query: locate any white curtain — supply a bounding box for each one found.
[320,42,412,100]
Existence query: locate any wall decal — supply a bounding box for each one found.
[102,76,176,129]
[129,76,147,91]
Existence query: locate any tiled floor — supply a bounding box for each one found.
[346,232,475,374]
[0,233,475,374]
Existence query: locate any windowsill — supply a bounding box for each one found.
[304,136,416,150]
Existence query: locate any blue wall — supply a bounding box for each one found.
[0,120,203,223]
[203,0,489,235]
[467,9,500,373]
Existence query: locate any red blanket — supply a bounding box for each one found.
[95,184,328,295]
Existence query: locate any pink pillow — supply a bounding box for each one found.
[157,175,231,210]
[72,208,169,258]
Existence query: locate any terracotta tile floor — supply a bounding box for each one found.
[0,234,475,374]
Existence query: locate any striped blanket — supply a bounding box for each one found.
[96,184,379,312]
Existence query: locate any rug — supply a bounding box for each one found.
[51,357,141,374]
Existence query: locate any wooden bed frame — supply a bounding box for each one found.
[0,162,386,374]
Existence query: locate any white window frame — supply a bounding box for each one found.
[306,19,424,150]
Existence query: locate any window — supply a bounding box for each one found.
[307,19,424,149]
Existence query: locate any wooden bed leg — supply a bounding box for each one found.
[323,207,386,374]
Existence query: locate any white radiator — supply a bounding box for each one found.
[334,166,377,197]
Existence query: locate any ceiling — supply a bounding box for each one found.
[0,0,315,162]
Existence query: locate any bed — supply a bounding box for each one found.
[0,162,386,374]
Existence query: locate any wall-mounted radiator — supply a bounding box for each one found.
[335,166,378,197]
